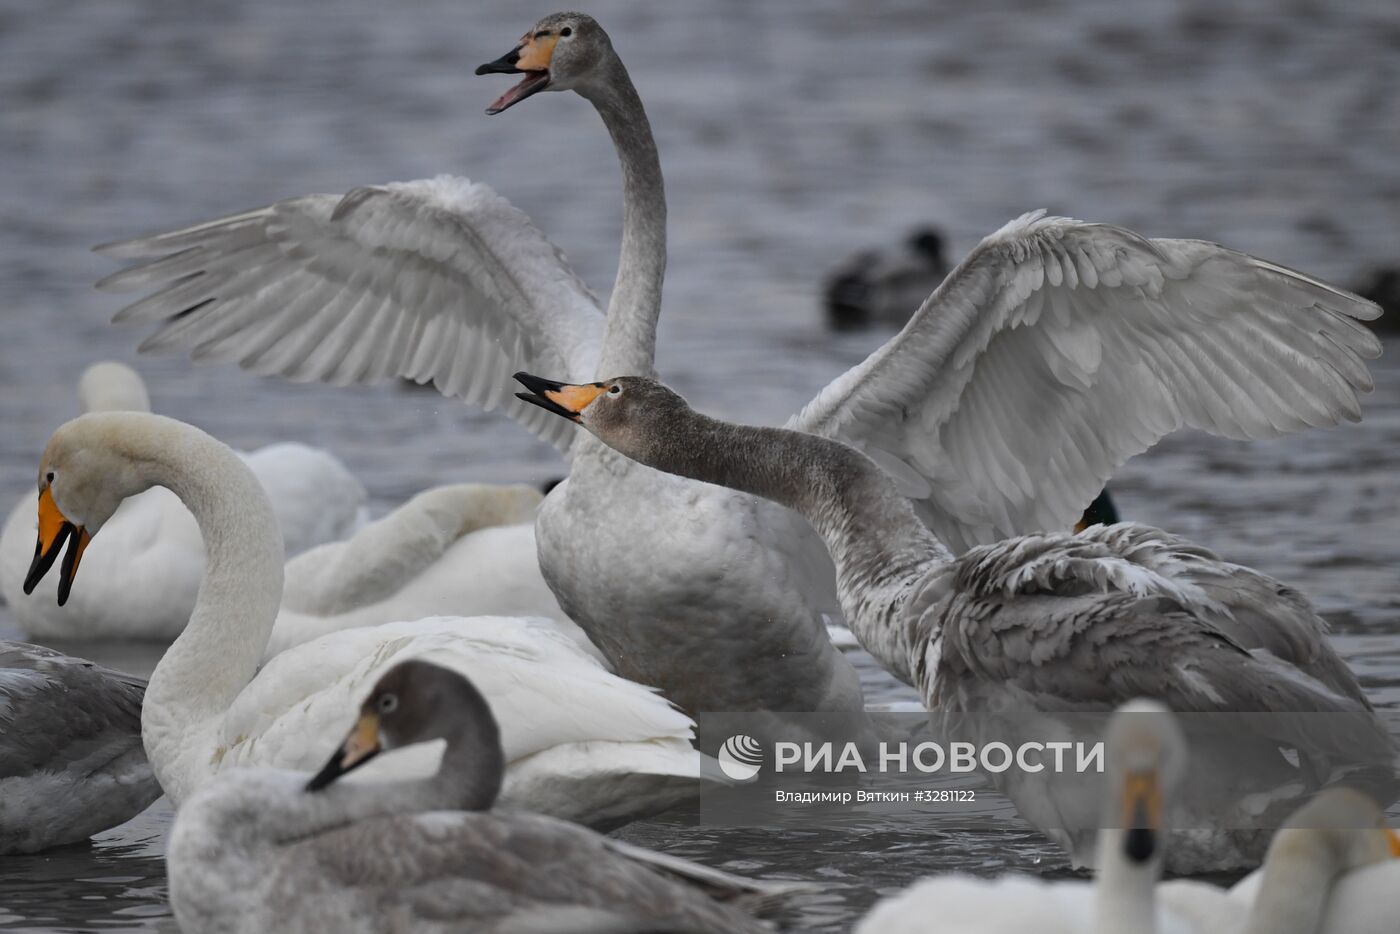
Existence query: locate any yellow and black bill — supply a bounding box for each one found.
[23,487,91,607]
[514,372,607,422]
[1120,768,1162,864]
[306,711,383,792]
[475,30,558,114]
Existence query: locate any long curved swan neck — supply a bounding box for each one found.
[266,719,502,846]
[138,419,285,780]
[1242,828,1367,934]
[628,411,947,674]
[583,54,665,377]
[1093,831,1159,934]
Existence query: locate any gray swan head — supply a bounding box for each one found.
[475,12,617,114]
[306,659,505,811]
[514,373,685,465]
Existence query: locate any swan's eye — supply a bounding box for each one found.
[378,694,399,714]
[45,472,54,483]
[560,26,572,37]
[608,385,621,395]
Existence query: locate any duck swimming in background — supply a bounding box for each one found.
[517,373,1396,872]
[0,642,159,854]
[0,361,366,641]
[167,659,783,934]
[825,226,951,331]
[97,11,1381,741]
[22,411,708,828]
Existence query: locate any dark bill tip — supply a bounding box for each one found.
[23,523,72,597]
[305,745,380,793]
[515,391,579,422]
[475,47,523,76]
[1124,827,1156,864]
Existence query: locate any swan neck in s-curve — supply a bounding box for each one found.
[1241,832,1351,934]
[631,413,947,673]
[139,420,286,790]
[272,710,503,845]
[584,54,665,378]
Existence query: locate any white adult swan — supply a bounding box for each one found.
[95,13,1381,723]
[168,659,780,934]
[516,374,1395,871]
[860,711,1400,934]
[0,642,159,853]
[1,361,366,640]
[264,483,581,659]
[1157,788,1400,934]
[858,700,1201,934]
[22,411,705,828]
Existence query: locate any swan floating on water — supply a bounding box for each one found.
[1,361,366,641]
[168,659,783,934]
[0,641,159,854]
[1157,788,1400,934]
[857,700,1199,933]
[265,483,580,660]
[95,13,1381,736]
[516,372,1396,871]
[22,410,708,828]
[858,706,1399,934]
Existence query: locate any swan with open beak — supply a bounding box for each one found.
[23,485,91,607]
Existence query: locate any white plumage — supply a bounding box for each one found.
[794,211,1382,552]
[265,483,584,660]
[0,362,366,641]
[28,411,706,829]
[94,15,1380,728]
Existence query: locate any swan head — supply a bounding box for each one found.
[1104,699,1186,867]
[475,12,612,114]
[23,412,166,605]
[306,659,505,809]
[78,361,152,414]
[514,372,685,465]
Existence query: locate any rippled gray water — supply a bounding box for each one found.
[1,0,1398,930]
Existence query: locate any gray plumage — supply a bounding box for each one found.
[0,641,159,853]
[167,659,780,933]
[531,375,1396,873]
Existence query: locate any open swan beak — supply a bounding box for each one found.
[514,372,606,422]
[23,487,91,607]
[306,711,382,792]
[475,32,559,115]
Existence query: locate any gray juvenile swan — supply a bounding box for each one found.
[0,642,158,854]
[516,373,1396,873]
[168,659,780,934]
[96,12,1381,734]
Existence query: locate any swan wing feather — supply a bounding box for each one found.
[793,213,1381,552]
[97,176,604,452]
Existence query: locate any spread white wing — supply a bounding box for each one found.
[97,175,604,452]
[793,212,1382,553]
